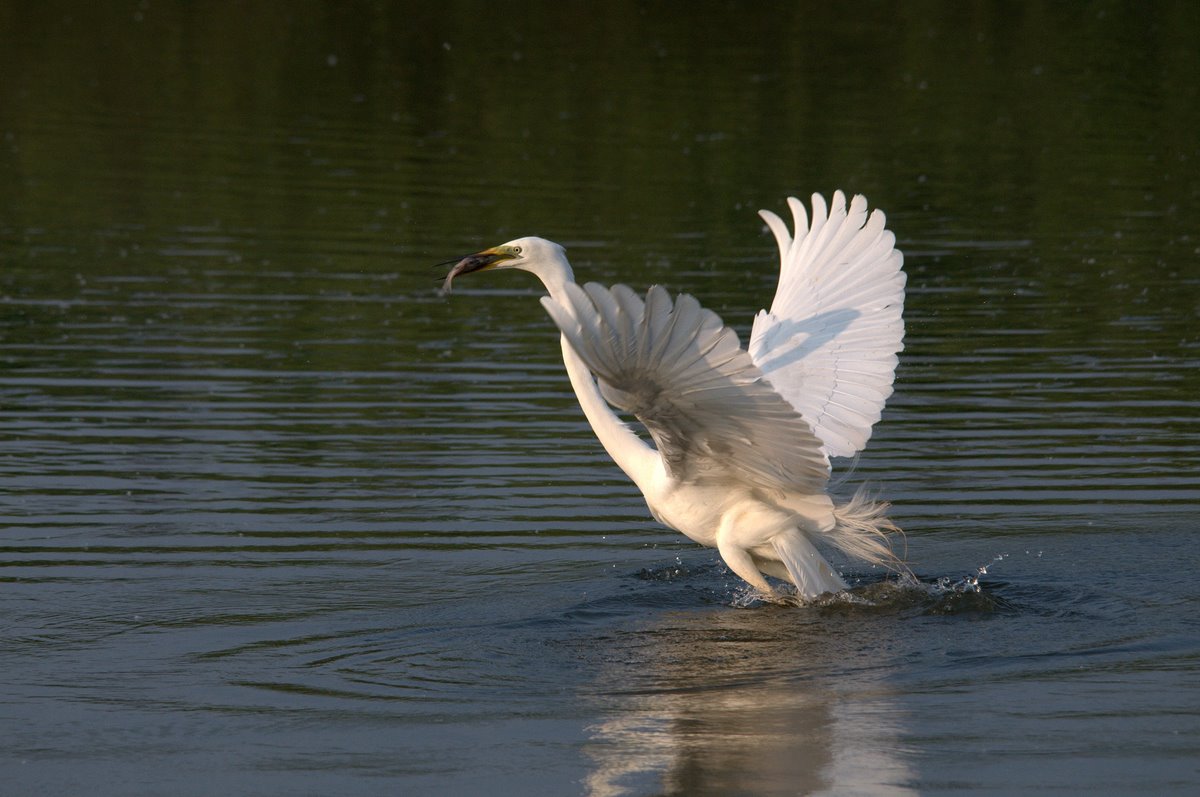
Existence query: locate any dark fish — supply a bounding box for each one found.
[439,250,506,294]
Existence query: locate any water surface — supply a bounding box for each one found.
[2,3,1199,795]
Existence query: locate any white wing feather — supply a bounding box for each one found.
[749,191,905,458]
[541,282,830,493]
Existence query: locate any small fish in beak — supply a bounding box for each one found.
[438,247,518,294]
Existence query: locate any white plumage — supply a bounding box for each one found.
[442,192,906,601]
[751,191,906,458]
[542,282,830,493]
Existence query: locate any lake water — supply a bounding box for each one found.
[3,3,1199,795]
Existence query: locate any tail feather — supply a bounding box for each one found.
[828,487,908,571]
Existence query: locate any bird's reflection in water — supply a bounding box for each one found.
[582,604,916,796]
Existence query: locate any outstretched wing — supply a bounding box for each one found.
[750,191,906,458]
[541,282,830,493]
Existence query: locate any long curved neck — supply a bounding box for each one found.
[528,251,656,489]
[557,334,656,488]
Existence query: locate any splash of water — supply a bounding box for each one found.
[932,553,1010,595]
[721,548,1044,610]
[930,550,1041,595]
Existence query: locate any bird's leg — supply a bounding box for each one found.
[716,516,773,596]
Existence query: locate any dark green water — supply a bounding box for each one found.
[3,2,1199,794]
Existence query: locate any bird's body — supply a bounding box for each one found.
[443,191,905,600]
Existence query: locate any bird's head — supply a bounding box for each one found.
[440,236,571,294]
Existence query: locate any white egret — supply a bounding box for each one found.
[442,191,906,600]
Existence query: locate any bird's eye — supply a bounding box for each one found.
[513,246,522,254]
